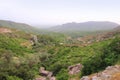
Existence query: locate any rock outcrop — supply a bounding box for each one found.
[80,65,120,80]
[68,63,83,75]
[30,34,38,45]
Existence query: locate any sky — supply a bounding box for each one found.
[0,0,120,27]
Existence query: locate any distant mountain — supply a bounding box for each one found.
[0,20,61,35]
[0,20,67,37]
[48,21,119,32]
[0,20,36,32]
[114,26,120,30]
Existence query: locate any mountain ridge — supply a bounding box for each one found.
[48,21,119,32]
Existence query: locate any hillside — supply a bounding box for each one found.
[81,65,120,80]
[0,20,40,33]
[35,28,120,80]
[0,27,66,80]
[0,20,67,37]
[114,26,120,31]
[0,27,12,33]
[0,21,120,80]
[48,21,119,32]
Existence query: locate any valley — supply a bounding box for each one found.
[0,20,120,80]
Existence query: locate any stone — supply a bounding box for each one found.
[49,77,56,80]
[39,67,51,77]
[35,77,46,80]
[80,76,90,80]
[30,35,38,44]
[92,76,98,80]
[68,63,83,75]
[39,67,56,80]
[80,65,120,80]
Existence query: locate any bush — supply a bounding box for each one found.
[102,37,120,65]
[7,76,23,80]
[56,69,69,80]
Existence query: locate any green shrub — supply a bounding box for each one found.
[56,69,69,80]
[7,76,23,80]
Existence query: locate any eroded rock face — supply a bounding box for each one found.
[0,28,12,33]
[68,63,83,75]
[80,65,120,80]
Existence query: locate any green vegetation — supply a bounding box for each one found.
[62,30,107,38]
[0,32,36,80]
[37,37,120,79]
[0,26,120,80]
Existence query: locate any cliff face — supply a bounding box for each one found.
[81,65,120,80]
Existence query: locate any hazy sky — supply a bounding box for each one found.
[0,0,120,26]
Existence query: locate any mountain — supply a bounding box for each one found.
[0,20,37,33]
[48,21,119,32]
[0,20,120,80]
[114,26,120,30]
[0,20,63,35]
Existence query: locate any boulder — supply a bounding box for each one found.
[80,76,90,80]
[35,77,46,80]
[30,35,38,44]
[80,65,120,80]
[39,67,52,77]
[39,67,56,80]
[92,76,99,80]
[68,63,83,75]
[49,77,56,80]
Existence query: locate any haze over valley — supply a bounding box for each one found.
[0,0,120,80]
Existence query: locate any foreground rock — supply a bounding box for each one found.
[35,77,46,80]
[80,65,120,80]
[35,67,56,80]
[68,63,83,75]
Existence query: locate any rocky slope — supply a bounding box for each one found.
[64,26,120,47]
[81,65,120,80]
